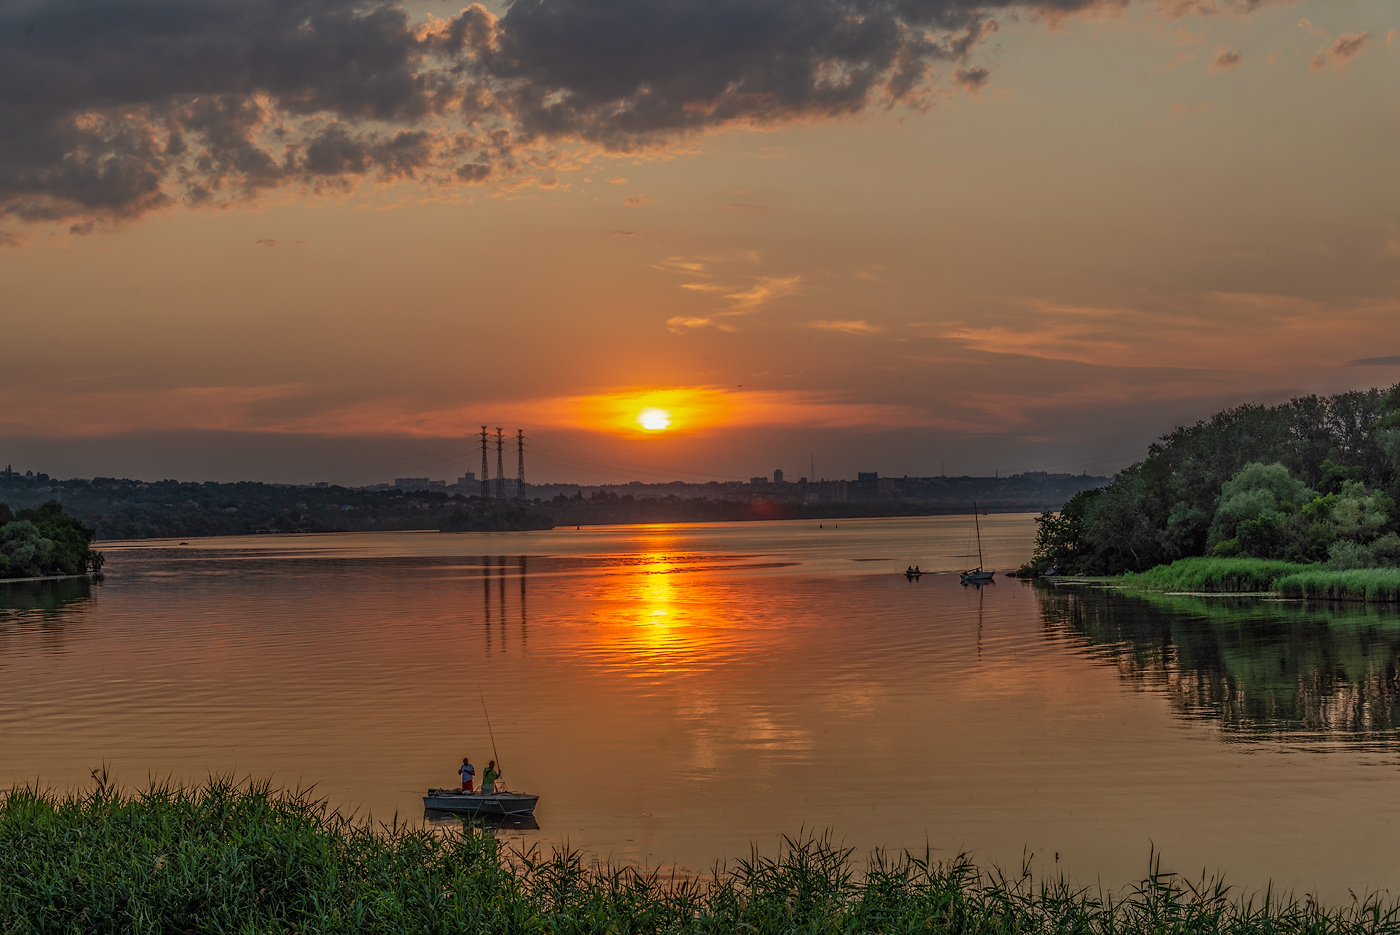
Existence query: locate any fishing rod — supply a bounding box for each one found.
[479,686,501,773]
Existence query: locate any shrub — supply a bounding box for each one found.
[1327,540,1376,571]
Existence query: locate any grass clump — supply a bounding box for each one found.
[6,774,1400,934]
[1276,567,1400,602]
[1120,556,1315,593]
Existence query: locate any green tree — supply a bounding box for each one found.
[0,500,103,578]
[1207,462,1313,556]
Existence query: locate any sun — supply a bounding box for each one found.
[636,407,673,432]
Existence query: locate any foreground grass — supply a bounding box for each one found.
[1119,557,1315,593]
[5,778,1400,934]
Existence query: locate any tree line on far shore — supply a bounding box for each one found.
[1033,385,1400,575]
[0,500,104,579]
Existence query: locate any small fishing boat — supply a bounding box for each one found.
[960,501,996,585]
[904,567,923,579]
[423,789,540,816]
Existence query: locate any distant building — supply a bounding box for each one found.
[393,477,431,491]
[456,472,476,487]
[773,468,784,484]
[857,472,878,482]
[749,476,768,486]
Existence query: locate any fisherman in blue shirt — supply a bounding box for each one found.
[459,757,476,792]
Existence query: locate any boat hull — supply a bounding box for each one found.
[423,789,539,816]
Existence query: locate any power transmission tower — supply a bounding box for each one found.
[479,426,490,500]
[516,429,525,501]
[494,428,505,500]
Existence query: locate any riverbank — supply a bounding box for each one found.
[0,571,97,585]
[4,777,1398,934]
[1115,557,1400,602]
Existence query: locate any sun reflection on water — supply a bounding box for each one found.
[580,532,750,677]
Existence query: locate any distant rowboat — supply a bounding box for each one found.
[423,788,539,816]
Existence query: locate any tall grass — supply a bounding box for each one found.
[1276,567,1400,602]
[1120,557,1315,593]
[5,775,1400,934]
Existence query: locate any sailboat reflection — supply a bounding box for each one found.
[1038,583,1400,740]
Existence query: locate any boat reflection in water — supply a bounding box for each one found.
[425,810,541,831]
[1037,582,1400,741]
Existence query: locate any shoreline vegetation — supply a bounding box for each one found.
[1105,556,1400,603]
[0,499,103,581]
[0,469,1104,541]
[5,778,1400,935]
[1027,385,1400,603]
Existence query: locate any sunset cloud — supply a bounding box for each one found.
[0,383,947,439]
[1309,32,1372,72]
[1210,49,1244,72]
[1169,100,1212,115]
[808,320,886,335]
[940,293,1400,376]
[0,0,1292,242]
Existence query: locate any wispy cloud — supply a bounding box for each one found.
[954,66,992,95]
[666,316,727,333]
[723,275,803,310]
[808,319,885,335]
[1310,32,1371,72]
[1169,100,1212,115]
[1210,49,1243,72]
[937,292,1400,376]
[622,194,655,208]
[655,254,801,326]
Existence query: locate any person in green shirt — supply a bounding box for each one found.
[482,760,501,793]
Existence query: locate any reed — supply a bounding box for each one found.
[1119,557,1315,593]
[1275,567,1400,602]
[4,775,1400,934]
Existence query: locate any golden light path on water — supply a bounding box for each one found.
[4,515,1400,901]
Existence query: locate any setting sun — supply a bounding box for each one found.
[637,408,673,432]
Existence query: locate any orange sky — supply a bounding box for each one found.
[0,0,1396,484]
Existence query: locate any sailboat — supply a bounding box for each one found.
[960,501,996,584]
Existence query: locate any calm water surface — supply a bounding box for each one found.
[4,514,1400,899]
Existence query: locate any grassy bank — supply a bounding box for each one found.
[1117,557,1400,602]
[5,778,1400,934]
[1275,567,1400,602]
[1118,557,1315,593]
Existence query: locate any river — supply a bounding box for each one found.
[3,514,1399,899]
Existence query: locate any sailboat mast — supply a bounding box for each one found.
[973,500,984,569]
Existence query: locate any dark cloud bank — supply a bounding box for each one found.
[0,0,1268,237]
